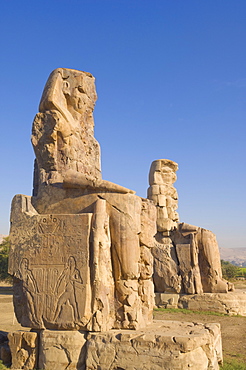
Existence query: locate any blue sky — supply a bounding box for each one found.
[0,0,245,248]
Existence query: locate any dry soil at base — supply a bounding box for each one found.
[0,282,246,365]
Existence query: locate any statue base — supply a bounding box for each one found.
[8,320,222,369]
[155,291,246,316]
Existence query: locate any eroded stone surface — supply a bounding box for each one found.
[9,320,222,370]
[178,291,246,316]
[147,159,179,233]
[39,330,87,370]
[7,68,224,370]
[148,159,233,295]
[8,331,38,370]
[86,320,222,370]
[172,223,231,294]
[9,195,92,330]
[9,68,155,331]
[32,68,101,197]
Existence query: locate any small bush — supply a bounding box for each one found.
[0,360,8,369]
[0,236,11,282]
[221,260,240,281]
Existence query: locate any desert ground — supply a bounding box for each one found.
[0,281,245,366]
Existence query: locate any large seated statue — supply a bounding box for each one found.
[9,68,156,331]
[148,159,233,294]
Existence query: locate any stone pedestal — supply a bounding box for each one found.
[86,320,222,370]
[178,291,246,316]
[8,331,38,370]
[39,330,87,370]
[155,293,180,308]
[8,320,222,370]
[155,291,246,316]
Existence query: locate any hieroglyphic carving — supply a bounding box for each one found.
[54,256,83,323]
[10,204,92,329]
[15,258,41,326]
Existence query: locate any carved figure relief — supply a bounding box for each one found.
[15,258,42,326]
[10,209,92,329]
[54,256,83,323]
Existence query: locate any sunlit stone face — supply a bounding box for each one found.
[160,165,177,185]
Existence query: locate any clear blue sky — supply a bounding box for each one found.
[0,0,245,248]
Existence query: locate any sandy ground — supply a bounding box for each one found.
[0,284,27,333]
[0,281,245,364]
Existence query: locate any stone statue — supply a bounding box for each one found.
[7,69,223,370]
[32,68,133,198]
[148,159,179,233]
[32,68,101,194]
[148,159,234,294]
[9,68,155,332]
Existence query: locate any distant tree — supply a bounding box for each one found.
[0,236,11,281]
[221,260,240,280]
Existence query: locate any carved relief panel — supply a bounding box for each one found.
[10,212,92,330]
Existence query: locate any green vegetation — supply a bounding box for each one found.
[237,267,246,279]
[221,260,240,280]
[154,307,242,317]
[220,358,246,370]
[0,237,11,281]
[0,361,8,369]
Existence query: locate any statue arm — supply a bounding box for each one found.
[63,170,135,194]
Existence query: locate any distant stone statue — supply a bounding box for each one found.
[148,159,179,233]
[148,159,234,294]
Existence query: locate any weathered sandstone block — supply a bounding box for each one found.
[8,331,38,370]
[86,320,222,370]
[39,330,87,370]
[178,291,246,316]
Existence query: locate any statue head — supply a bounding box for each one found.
[68,256,76,269]
[39,68,97,124]
[149,159,178,186]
